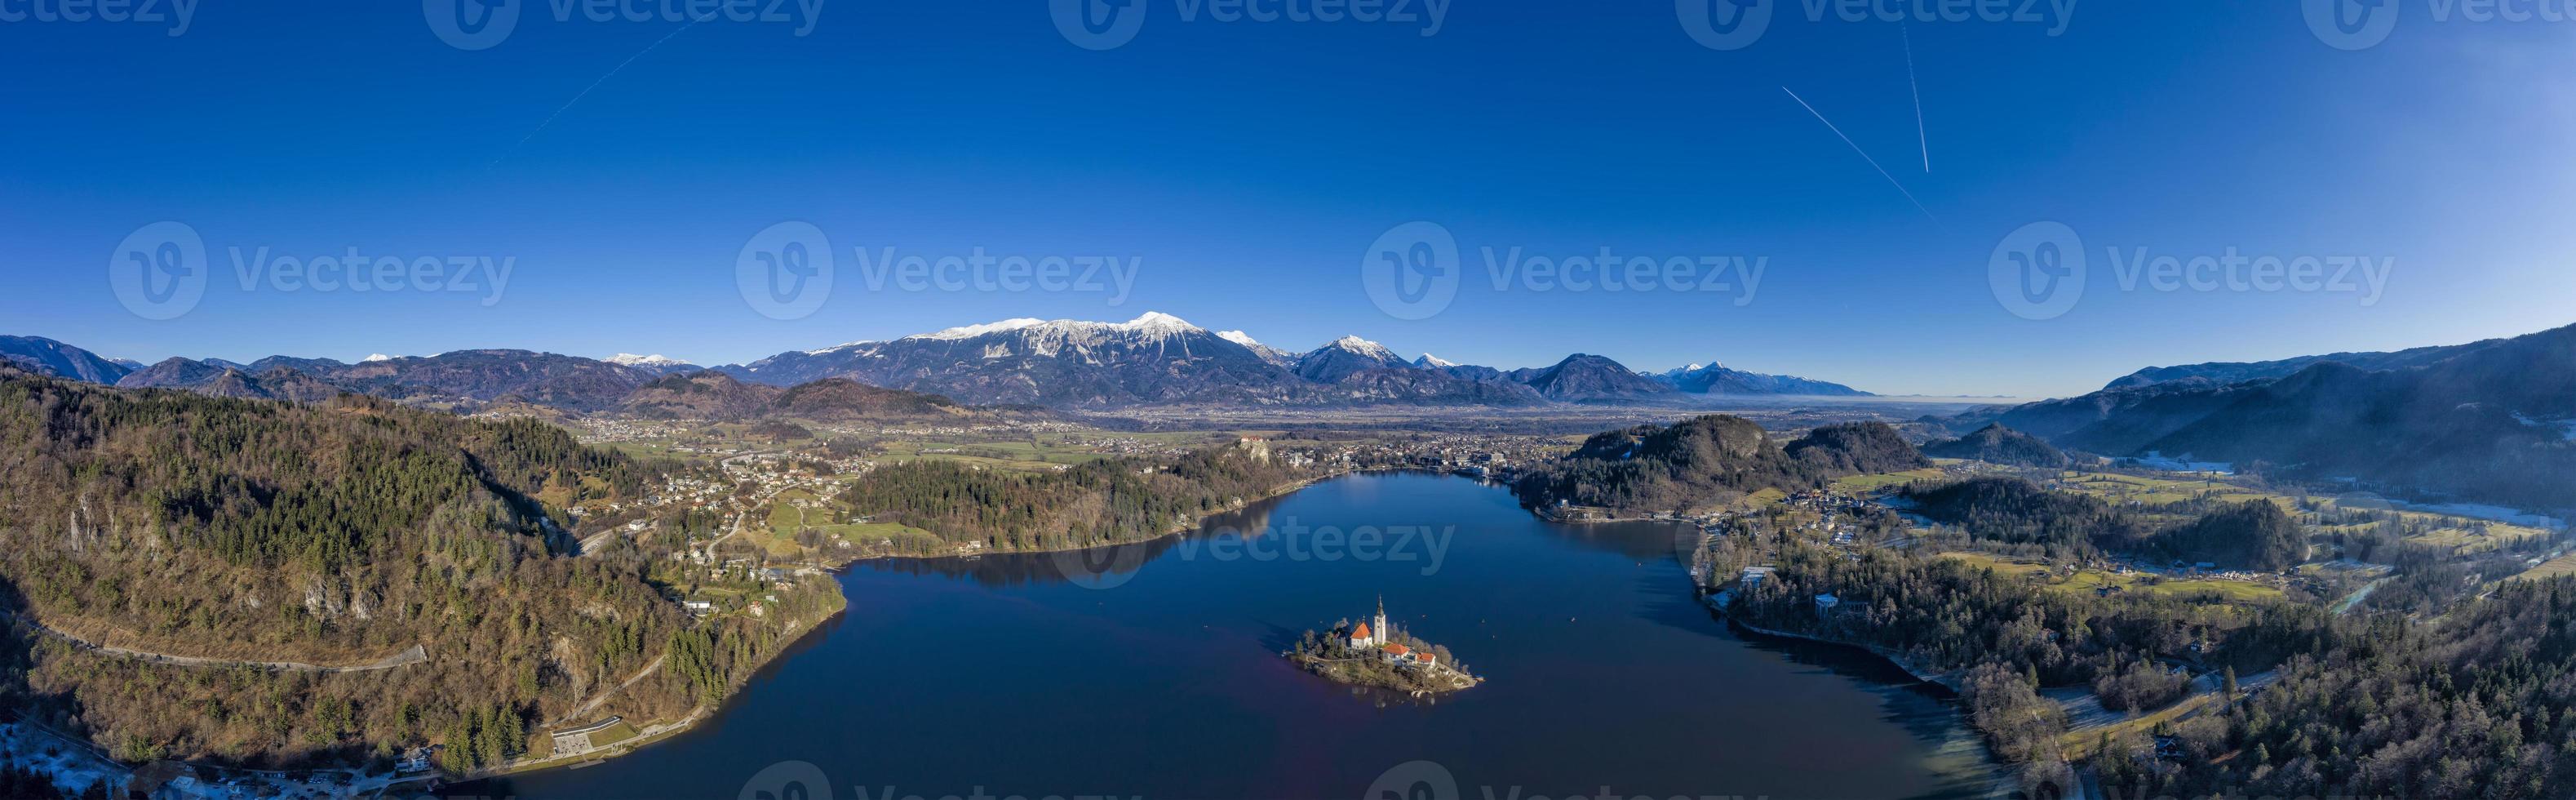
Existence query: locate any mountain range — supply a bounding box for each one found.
[1949,321,2576,509]
[2,313,1871,412]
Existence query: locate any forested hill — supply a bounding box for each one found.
[0,367,811,771]
[1511,416,1927,513]
[1921,424,2070,469]
[838,438,1317,552]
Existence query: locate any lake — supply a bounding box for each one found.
[468,473,2001,800]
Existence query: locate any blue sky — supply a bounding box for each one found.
[4,1,2574,397]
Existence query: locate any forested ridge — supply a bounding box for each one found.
[2095,576,2576,798]
[0,369,832,771]
[1511,416,1927,513]
[1902,478,2308,570]
[837,441,1317,551]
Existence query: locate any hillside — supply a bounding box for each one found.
[1512,416,1927,513]
[1922,424,2071,468]
[1965,322,2576,509]
[1510,353,1679,403]
[2100,336,2508,389]
[1660,362,1872,396]
[0,368,822,771]
[0,336,131,384]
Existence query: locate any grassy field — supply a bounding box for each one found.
[1940,552,2285,602]
[2055,470,2557,557]
[2054,472,2277,506]
[2060,691,2223,760]
[1833,467,1950,493]
[2518,553,2576,580]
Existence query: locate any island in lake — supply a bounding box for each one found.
[1285,597,1481,696]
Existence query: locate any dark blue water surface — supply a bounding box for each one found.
[472,473,1999,800]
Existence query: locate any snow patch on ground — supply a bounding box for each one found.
[2129,452,2234,473]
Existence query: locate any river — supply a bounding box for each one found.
[468,473,2001,800]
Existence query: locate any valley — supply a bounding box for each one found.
[6,318,2576,799]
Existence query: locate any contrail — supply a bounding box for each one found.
[1902,23,1928,173]
[491,20,705,167]
[1780,86,1937,223]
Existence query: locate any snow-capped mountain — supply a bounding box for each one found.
[361,353,398,363]
[1656,362,1872,397]
[9,315,1884,411]
[1217,330,1297,367]
[730,313,1309,408]
[605,353,701,376]
[1294,336,1410,383]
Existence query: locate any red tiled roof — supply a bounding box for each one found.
[1351,623,1372,638]
[1383,643,1411,656]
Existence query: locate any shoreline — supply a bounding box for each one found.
[450,467,1366,784]
[1700,594,1965,692]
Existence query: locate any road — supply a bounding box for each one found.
[5,611,428,673]
[553,654,667,726]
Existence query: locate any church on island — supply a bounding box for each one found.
[1346,597,1441,670]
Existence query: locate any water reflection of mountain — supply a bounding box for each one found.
[1536,518,1700,563]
